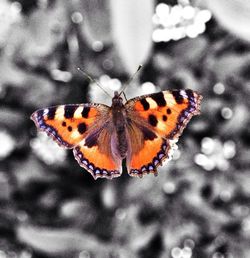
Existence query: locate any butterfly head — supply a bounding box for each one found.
[112,91,124,107]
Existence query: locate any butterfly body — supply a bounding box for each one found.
[31,89,202,180]
[111,91,129,159]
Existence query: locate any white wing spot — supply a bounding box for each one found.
[74,106,84,118]
[43,109,49,115]
[180,90,188,98]
[55,106,65,120]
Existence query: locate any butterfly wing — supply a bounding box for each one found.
[125,89,202,139]
[31,104,109,148]
[125,89,202,177]
[73,127,123,180]
[31,104,123,179]
[125,121,177,177]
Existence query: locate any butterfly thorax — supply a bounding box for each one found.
[111,91,129,159]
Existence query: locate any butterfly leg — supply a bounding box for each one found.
[122,92,128,102]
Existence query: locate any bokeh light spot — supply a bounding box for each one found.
[221,107,233,120]
[11,2,22,14]
[182,5,195,20]
[153,3,212,42]
[201,137,216,155]
[171,247,182,258]
[156,3,170,17]
[212,252,225,258]
[103,59,113,70]
[0,130,15,159]
[141,82,156,93]
[184,238,195,249]
[223,140,236,159]
[194,153,215,171]
[213,83,225,95]
[51,69,72,82]
[92,41,104,52]
[71,12,83,24]
[79,250,90,258]
[163,182,176,194]
[115,208,127,220]
[20,250,32,258]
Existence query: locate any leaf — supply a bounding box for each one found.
[204,0,250,42]
[109,0,154,74]
[17,225,112,255]
[71,0,112,45]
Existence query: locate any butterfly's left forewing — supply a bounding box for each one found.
[31,103,123,179]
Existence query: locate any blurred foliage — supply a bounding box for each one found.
[204,0,250,43]
[0,0,250,258]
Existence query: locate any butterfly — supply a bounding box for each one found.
[31,89,202,180]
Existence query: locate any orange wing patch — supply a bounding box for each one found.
[31,104,108,148]
[73,131,122,179]
[127,90,202,140]
[127,135,177,178]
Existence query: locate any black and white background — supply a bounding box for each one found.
[0,0,250,257]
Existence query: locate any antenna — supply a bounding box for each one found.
[77,67,112,98]
[119,64,143,97]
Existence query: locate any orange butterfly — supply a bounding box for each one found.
[31,89,202,180]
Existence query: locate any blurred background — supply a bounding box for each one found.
[0,0,250,257]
